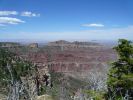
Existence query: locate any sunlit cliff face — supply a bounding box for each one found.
[23,41,117,79]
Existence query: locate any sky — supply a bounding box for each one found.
[0,0,133,42]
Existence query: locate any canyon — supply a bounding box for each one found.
[0,40,117,100]
[17,40,117,80]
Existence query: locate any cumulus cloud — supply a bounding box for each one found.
[82,23,104,27]
[0,11,18,16]
[0,17,25,25]
[21,11,40,17]
[0,10,40,17]
[0,10,40,26]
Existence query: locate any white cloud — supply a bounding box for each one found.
[0,17,25,25]
[0,11,18,16]
[82,23,104,27]
[0,10,40,17]
[21,11,40,17]
[0,10,40,26]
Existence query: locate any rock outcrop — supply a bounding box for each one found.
[48,40,101,50]
[29,43,38,48]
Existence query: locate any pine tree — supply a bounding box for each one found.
[107,39,133,99]
[0,48,37,99]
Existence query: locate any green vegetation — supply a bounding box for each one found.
[48,71,88,100]
[0,48,35,99]
[107,39,133,99]
[84,39,133,100]
[1,39,133,99]
[0,48,14,94]
[0,46,70,99]
[84,90,106,100]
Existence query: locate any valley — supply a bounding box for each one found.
[0,40,117,100]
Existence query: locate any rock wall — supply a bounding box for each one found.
[48,40,101,50]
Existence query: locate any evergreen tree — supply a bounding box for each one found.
[0,48,36,99]
[107,39,133,99]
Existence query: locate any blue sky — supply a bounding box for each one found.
[0,0,133,42]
